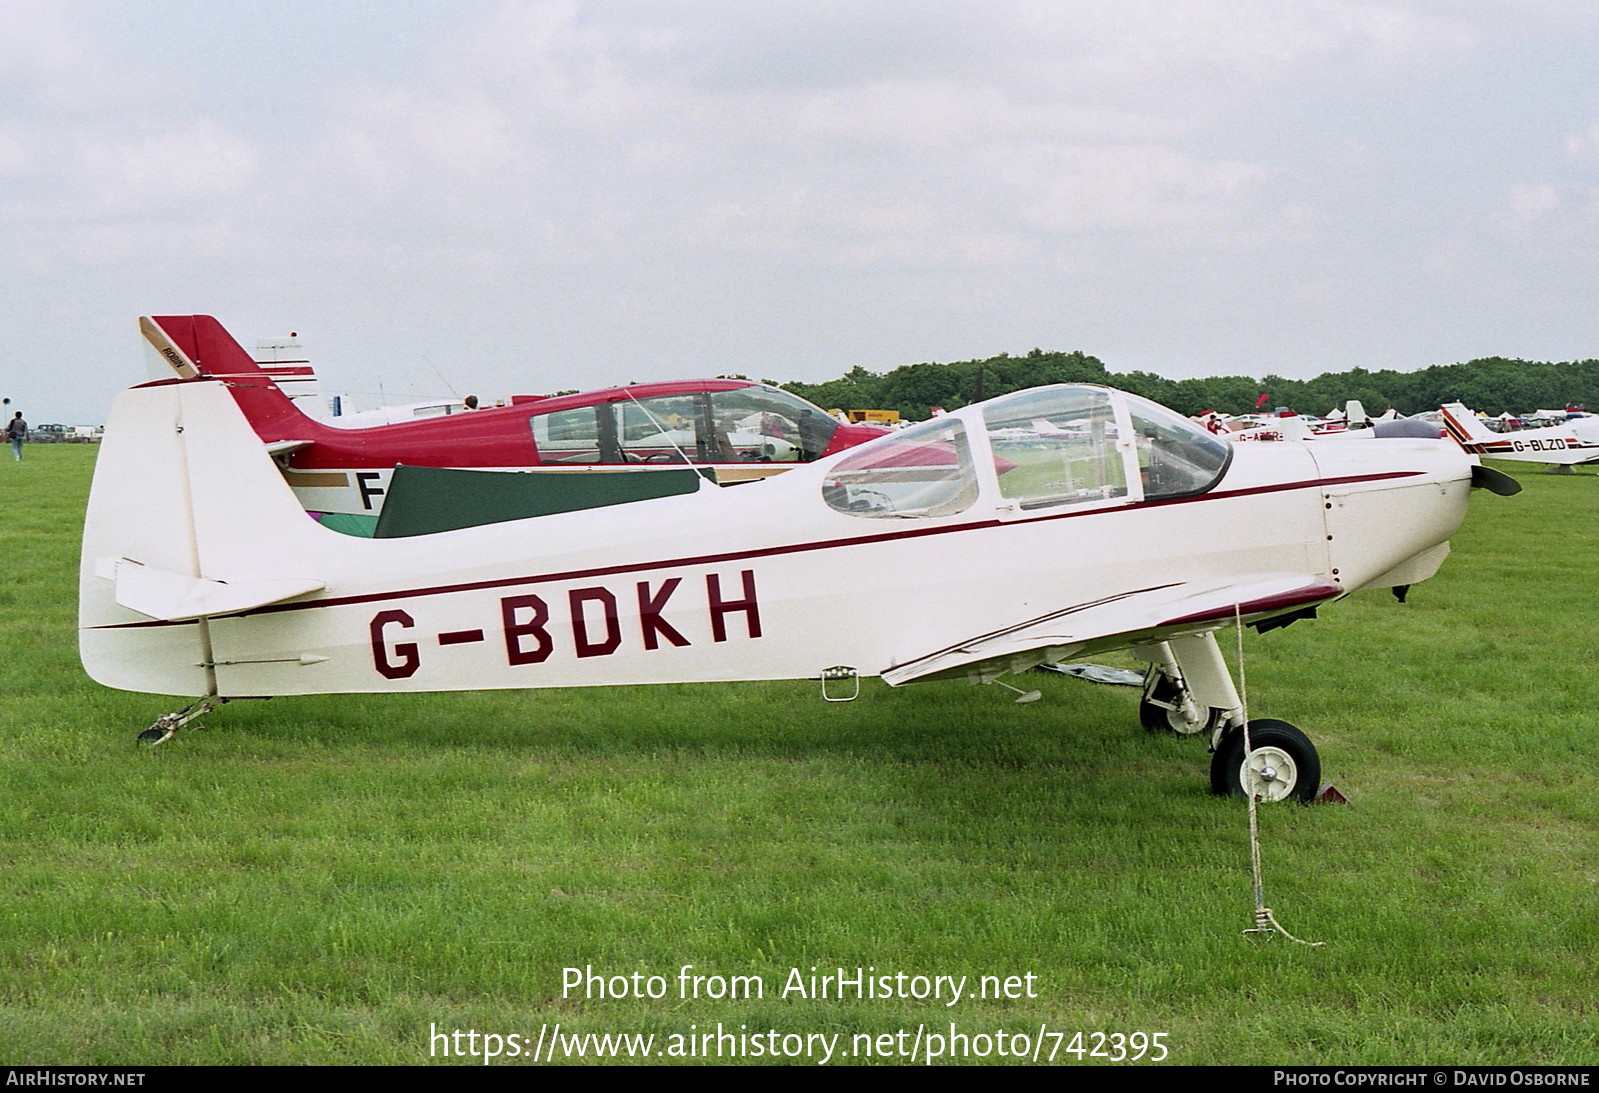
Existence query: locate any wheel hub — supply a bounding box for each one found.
[1164,705,1209,734]
[1242,746,1298,802]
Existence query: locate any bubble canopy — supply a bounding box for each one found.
[822,385,1233,519]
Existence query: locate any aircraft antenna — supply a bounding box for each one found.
[623,390,696,468]
[422,355,459,398]
[1235,605,1324,947]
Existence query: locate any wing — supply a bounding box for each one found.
[880,574,1342,687]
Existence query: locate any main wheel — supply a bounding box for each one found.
[1139,669,1224,736]
[1209,719,1320,803]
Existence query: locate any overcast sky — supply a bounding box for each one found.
[5,0,1598,422]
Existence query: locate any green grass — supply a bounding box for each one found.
[2,446,1597,1065]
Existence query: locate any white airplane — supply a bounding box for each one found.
[1438,402,1599,470]
[79,378,1516,801]
[1219,404,1435,445]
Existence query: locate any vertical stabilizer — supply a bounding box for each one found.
[80,381,214,696]
[139,316,200,378]
[1438,403,1497,447]
[141,315,323,443]
[80,380,333,696]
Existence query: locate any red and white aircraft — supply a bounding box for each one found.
[80,376,1516,800]
[1437,402,1599,470]
[140,315,888,526]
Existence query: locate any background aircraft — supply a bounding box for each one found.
[80,377,1511,801]
[1438,402,1599,470]
[1205,402,1436,444]
[141,315,889,527]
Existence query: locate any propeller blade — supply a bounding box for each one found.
[1470,464,1522,496]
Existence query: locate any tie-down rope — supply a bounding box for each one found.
[1234,605,1323,947]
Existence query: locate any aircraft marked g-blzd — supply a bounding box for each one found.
[140,315,889,522]
[1438,402,1599,468]
[80,374,1515,801]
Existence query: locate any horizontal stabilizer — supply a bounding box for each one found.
[883,573,1341,686]
[110,557,325,622]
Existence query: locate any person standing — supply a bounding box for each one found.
[7,411,26,460]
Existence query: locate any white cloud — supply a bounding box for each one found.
[1564,122,1599,161]
[1015,0,1478,85]
[1502,183,1561,226]
[0,0,105,105]
[325,84,518,185]
[9,0,1599,422]
[75,122,259,209]
[0,127,34,175]
[61,217,257,268]
[1007,144,1273,236]
[277,0,1320,279]
[789,79,1174,151]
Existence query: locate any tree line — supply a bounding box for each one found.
[774,350,1599,421]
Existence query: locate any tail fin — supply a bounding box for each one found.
[1438,403,1497,447]
[80,378,333,696]
[142,315,321,443]
[1275,416,1314,441]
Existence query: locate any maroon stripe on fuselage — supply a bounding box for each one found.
[91,471,1423,629]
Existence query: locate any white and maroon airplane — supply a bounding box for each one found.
[1437,402,1599,470]
[80,376,1516,800]
[140,315,888,525]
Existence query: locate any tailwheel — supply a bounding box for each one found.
[133,696,227,749]
[1139,667,1224,736]
[1209,719,1320,803]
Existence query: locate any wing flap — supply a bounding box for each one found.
[881,574,1341,687]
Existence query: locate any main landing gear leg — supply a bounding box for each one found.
[1131,633,1321,803]
[1131,636,1238,736]
[137,695,228,747]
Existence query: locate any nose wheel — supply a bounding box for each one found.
[1210,719,1320,803]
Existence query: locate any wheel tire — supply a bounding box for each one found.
[1209,719,1320,803]
[1138,669,1223,735]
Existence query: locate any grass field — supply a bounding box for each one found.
[2,444,1596,1066]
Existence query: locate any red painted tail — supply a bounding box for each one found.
[143,315,323,444]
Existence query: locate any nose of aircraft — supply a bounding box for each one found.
[1306,435,1483,597]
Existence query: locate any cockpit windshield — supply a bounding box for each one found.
[982,387,1129,509]
[822,385,1229,521]
[697,385,840,463]
[823,417,977,519]
[1122,393,1232,500]
[980,386,1231,508]
[531,385,841,465]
